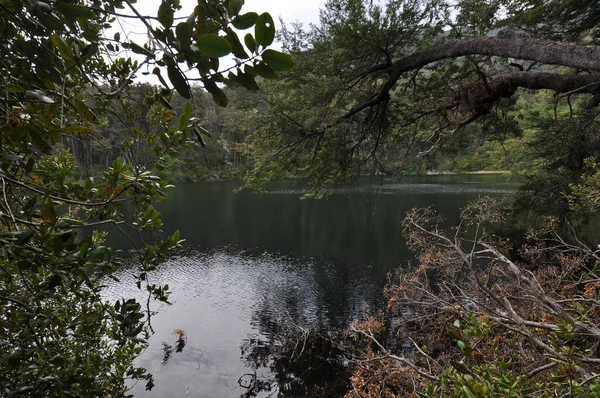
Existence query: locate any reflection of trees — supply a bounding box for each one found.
[237,271,345,397]
[239,319,351,397]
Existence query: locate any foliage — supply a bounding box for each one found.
[508,105,600,220]
[240,0,451,195]
[0,0,289,395]
[346,197,600,397]
[86,84,255,183]
[501,0,600,42]
[232,0,600,212]
[566,157,600,213]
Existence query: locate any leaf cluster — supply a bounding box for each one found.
[0,0,289,395]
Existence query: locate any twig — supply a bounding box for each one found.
[527,362,557,378]
[581,373,600,386]
[351,325,437,381]
[0,294,34,313]
[1,176,17,229]
[409,337,442,369]
[0,172,129,207]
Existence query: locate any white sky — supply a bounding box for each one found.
[113,0,326,83]
[130,0,326,30]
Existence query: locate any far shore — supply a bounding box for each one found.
[425,170,510,176]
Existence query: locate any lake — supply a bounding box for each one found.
[102,175,519,398]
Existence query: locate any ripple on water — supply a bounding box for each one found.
[381,183,517,195]
[265,181,518,196]
[102,246,350,398]
[99,177,519,397]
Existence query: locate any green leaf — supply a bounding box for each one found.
[244,34,257,53]
[447,327,463,341]
[176,21,193,50]
[15,229,34,246]
[261,49,294,72]
[63,125,93,135]
[54,3,96,19]
[167,64,191,99]
[237,71,259,91]
[204,21,221,34]
[72,99,98,124]
[177,102,193,132]
[79,43,99,62]
[129,42,154,57]
[186,11,196,30]
[7,84,24,93]
[209,56,220,71]
[153,67,170,90]
[37,1,52,13]
[36,10,63,31]
[464,346,473,358]
[232,12,258,30]
[460,386,476,398]
[25,157,35,173]
[61,218,86,226]
[254,62,278,79]
[50,34,75,63]
[158,0,174,28]
[228,0,244,17]
[196,125,213,138]
[159,95,174,109]
[197,34,232,58]
[244,64,257,76]
[193,127,206,147]
[41,198,57,227]
[451,361,472,375]
[226,28,249,59]
[225,71,239,87]
[204,81,228,107]
[254,13,275,48]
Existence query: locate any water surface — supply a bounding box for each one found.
[103,175,518,397]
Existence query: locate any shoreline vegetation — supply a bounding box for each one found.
[425,170,510,175]
[74,80,540,186]
[168,170,513,184]
[4,0,600,396]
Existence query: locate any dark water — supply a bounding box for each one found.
[102,175,518,397]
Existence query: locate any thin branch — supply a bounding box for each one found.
[0,294,34,313]
[0,173,129,207]
[409,336,442,370]
[527,362,557,378]
[351,325,437,381]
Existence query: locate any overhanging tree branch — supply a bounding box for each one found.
[344,37,600,119]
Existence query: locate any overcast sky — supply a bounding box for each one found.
[112,1,326,83]
[130,0,326,28]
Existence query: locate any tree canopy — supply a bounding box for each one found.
[0,0,291,395]
[241,0,600,199]
[3,0,600,395]
[232,1,600,396]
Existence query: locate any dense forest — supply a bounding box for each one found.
[3,0,600,397]
[81,79,565,184]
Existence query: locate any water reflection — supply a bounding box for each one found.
[104,248,368,397]
[239,326,351,397]
[101,176,518,397]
